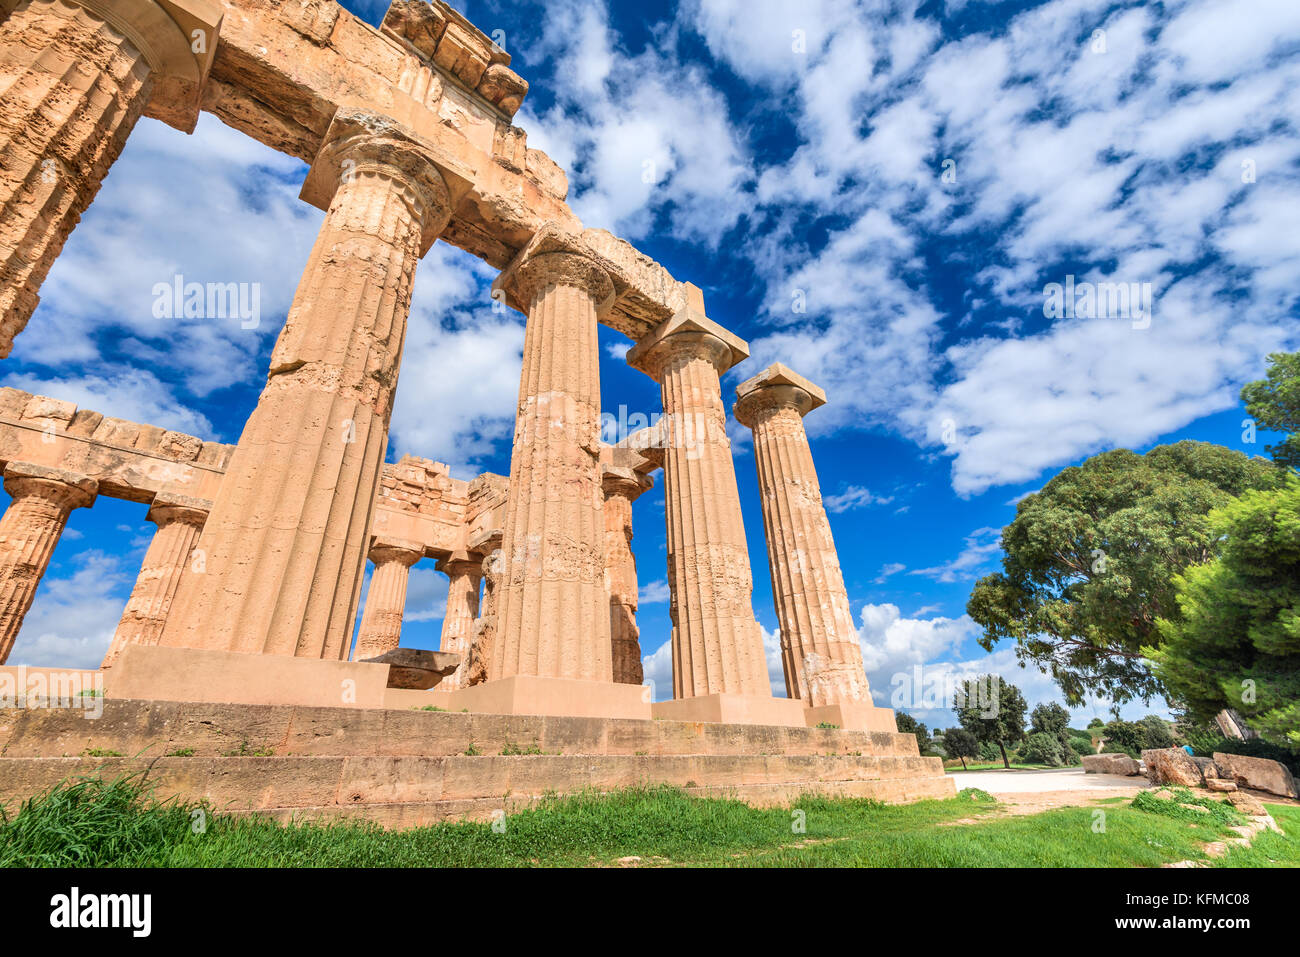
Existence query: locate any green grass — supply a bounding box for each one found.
[1211,805,1300,868]
[3,772,1295,868]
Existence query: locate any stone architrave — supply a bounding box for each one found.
[0,0,221,356]
[435,551,481,690]
[352,536,423,662]
[734,363,870,707]
[159,109,457,660]
[488,227,620,682]
[626,309,769,698]
[602,465,652,684]
[102,493,209,668]
[0,461,96,662]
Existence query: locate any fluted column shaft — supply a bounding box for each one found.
[102,497,208,668]
[353,539,423,661]
[467,541,501,686]
[436,556,481,690]
[636,333,769,697]
[603,468,651,684]
[160,120,452,659]
[0,0,155,356]
[0,462,95,662]
[736,373,869,706]
[490,248,613,682]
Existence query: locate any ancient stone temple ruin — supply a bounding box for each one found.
[0,0,953,821]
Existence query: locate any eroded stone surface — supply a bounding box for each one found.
[627,312,769,698]
[603,465,652,685]
[734,365,869,707]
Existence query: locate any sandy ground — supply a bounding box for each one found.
[951,767,1150,815]
[954,767,1148,794]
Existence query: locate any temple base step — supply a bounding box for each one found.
[0,699,955,825]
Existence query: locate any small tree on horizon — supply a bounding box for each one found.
[954,674,1028,769]
[944,727,979,770]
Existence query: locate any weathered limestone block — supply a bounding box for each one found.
[1142,748,1205,787]
[352,537,423,662]
[381,0,448,59]
[102,493,209,668]
[1212,752,1299,798]
[488,227,621,683]
[160,109,455,660]
[477,63,527,118]
[0,461,95,662]
[436,552,481,691]
[734,364,869,707]
[1080,753,1142,776]
[626,309,769,698]
[603,466,652,685]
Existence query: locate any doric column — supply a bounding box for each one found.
[0,0,219,356]
[734,364,870,706]
[602,465,652,684]
[160,109,455,659]
[465,527,501,686]
[352,537,423,662]
[488,227,618,682]
[627,310,769,698]
[101,493,208,668]
[435,552,481,690]
[0,461,95,662]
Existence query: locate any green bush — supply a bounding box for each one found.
[1018,732,1066,767]
[1067,733,1095,757]
[1138,715,1175,750]
[1101,719,1142,757]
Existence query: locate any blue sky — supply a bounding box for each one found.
[5,0,1298,729]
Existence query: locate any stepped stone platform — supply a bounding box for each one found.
[0,699,956,827]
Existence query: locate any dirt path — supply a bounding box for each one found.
[952,767,1148,814]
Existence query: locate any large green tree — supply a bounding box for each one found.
[954,674,1027,769]
[1241,351,1300,470]
[967,441,1279,705]
[1148,476,1300,745]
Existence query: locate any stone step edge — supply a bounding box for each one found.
[224,775,962,827]
[0,754,951,810]
[0,697,920,759]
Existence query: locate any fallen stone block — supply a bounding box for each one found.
[1142,748,1205,787]
[1081,753,1141,775]
[1212,752,1299,798]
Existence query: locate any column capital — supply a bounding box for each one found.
[626,308,750,380]
[491,224,621,315]
[75,0,225,132]
[733,362,827,427]
[368,535,424,567]
[602,465,653,502]
[435,550,481,577]
[2,461,96,508]
[467,526,503,559]
[299,107,467,255]
[147,492,211,528]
